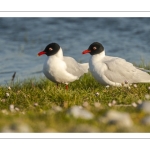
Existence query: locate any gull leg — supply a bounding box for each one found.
[65,84,68,90]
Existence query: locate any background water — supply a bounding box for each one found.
[0,17,150,85]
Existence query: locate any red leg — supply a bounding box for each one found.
[65,84,68,90]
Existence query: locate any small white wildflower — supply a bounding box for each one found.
[133,84,137,88]
[145,94,150,100]
[15,107,20,111]
[148,87,150,90]
[52,105,62,112]
[94,102,101,108]
[128,86,131,90]
[6,93,10,97]
[112,100,117,105]
[132,102,137,107]
[22,112,25,115]
[34,103,38,107]
[68,106,94,120]
[106,85,110,88]
[8,86,11,90]
[108,102,112,107]
[9,104,15,112]
[95,92,100,96]
[83,101,89,108]
[137,99,142,104]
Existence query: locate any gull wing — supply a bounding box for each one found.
[103,57,150,83]
[63,56,89,77]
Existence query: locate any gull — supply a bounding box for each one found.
[82,42,150,86]
[38,42,89,89]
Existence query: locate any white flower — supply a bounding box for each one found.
[108,103,112,107]
[137,99,142,104]
[94,102,101,108]
[95,92,100,96]
[6,93,10,97]
[106,85,110,88]
[9,104,15,112]
[34,103,38,107]
[8,86,11,90]
[83,101,89,107]
[112,100,117,105]
[145,94,150,100]
[132,102,137,107]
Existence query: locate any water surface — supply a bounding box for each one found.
[0,17,150,85]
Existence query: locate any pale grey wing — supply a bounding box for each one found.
[79,63,89,73]
[104,57,150,83]
[63,57,88,77]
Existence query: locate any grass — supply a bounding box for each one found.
[0,70,150,132]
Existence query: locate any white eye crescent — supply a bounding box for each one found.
[49,48,53,51]
[93,47,97,50]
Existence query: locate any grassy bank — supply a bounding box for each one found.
[0,70,150,132]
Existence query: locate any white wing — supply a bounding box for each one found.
[64,56,89,78]
[103,56,150,83]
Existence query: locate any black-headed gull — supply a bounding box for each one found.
[38,43,89,89]
[82,42,150,86]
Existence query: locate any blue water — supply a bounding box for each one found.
[0,17,150,85]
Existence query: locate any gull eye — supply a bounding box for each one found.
[49,47,53,51]
[93,47,97,50]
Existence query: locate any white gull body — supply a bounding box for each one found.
[89,50,150,86]
[43,47,89,85]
